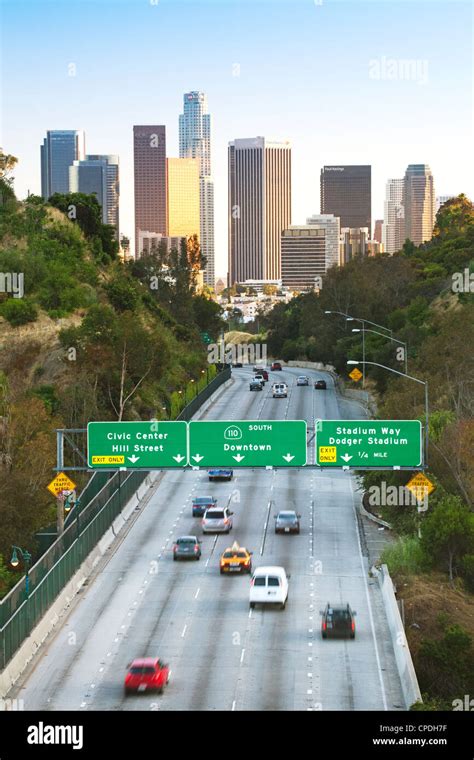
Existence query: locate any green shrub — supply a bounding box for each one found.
[0,298,38,326]
[380,536,427,575]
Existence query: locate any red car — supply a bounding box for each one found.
[124,657,170,695]
[271,362,282,371]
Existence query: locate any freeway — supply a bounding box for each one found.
[10,366,405,711]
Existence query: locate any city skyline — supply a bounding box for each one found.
[3,0,473,277]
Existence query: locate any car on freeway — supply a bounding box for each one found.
[124,658,170,695]
[254,368,269,381]
[173,535,202,561]
[254,373,266,385]
[296,375,309,386]
[320,603,356,639]
[274,510,301,534]
[249,566,289,610]
[272,382,288,398]
[220,541,253,574]
[249,378,263,391]
[271,361,283,371]
[208,469,233,481]
[202,506,234,534]
[192,496,217,517]
[314,379,327,390]
[232,362,243,368]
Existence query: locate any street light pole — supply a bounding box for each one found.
[352,327,408,375]
[10,546,32,601]
[347,360,429,467]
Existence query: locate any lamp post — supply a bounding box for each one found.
[190,379,197,398]
[352,328,408,375]
[10,546,32,601]
[347,360,429,467]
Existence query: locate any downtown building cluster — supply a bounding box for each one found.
[39,92,216,285]
[228,152,443,292]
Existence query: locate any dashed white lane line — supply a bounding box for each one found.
[240,648,245,664]
[194,588,200,599]
[181,624,187,638]
[248,608,252,619]
[232,700,236,711]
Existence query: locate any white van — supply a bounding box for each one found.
[272,382,288,399]
[249,566,289,609]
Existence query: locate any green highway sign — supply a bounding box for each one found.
[188,420,307,468]
[87,421,188,469]
[315,419,423,468]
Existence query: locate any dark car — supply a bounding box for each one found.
[249,379,263,391]
[254,368,269,381]
[232,362,243,368]
[124,658,170,695]
[208,469,233,481]
[321,603,356,639]
[173,536,202,561]
[271,362,282,371]
[314,379,327,390]
[192,496,217,517]
[274,510,301,534]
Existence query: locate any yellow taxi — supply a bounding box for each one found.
[219,542,253,574]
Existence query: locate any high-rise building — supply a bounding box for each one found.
[166,158,200,239]
[403,164,436,246]
[133,125,167,255]
[320,165,371,232]
[382,178,404,255]
[179,92,215,286]
[228,137,291,284]
[373,219,383,244]
[306,214,341,268]
[281,226,327,291]
[69,154,119,234]
[41,130,85,198]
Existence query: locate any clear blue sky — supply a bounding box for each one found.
[1,0,473,275]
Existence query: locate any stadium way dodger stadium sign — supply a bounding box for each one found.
[315,420,423,467]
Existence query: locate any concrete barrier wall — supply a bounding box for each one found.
[373,564,422,709]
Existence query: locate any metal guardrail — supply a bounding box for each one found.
[0,365,231,670]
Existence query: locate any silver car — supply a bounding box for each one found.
[202,507,234,534]
[296,376,309,386]
[173,536,202,560]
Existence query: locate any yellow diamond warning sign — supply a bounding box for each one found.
[349,368,363,382]
[318,446,337,463]
[47,472,77,497]
[405,472,435,502]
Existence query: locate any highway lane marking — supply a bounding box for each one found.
[194,587,200,599]
[240,648,245,664]
[248,608,252,618]
[349,479,388,711]
[181,624,187,638]
[232,700,236,711]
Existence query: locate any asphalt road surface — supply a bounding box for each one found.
[11,366,405,711]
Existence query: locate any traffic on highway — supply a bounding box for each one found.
[9,365,404,712]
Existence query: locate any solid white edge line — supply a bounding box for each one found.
[349,478,388,711]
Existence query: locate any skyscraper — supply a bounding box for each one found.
[382,178,404,254]
[41,130,85,198]
[403,164,436,246]
[228,137,291,284]
[179,92,215,286]
[69,154,119,235]
[281,226,327,291]
[166,158,200,239]
[133,125,167,256]
[320,165,371,232]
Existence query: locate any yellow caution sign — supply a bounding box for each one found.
[47,472,77,497]
[405,472,435,502]
[319,446,337,463]
[349,368,363,382]
[91,456,125,465]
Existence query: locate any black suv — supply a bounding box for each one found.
[314,379,327,390]
[321,603,356,639]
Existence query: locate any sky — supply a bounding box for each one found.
[1,0,473,278]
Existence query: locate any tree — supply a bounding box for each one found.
[420,495,474,582]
